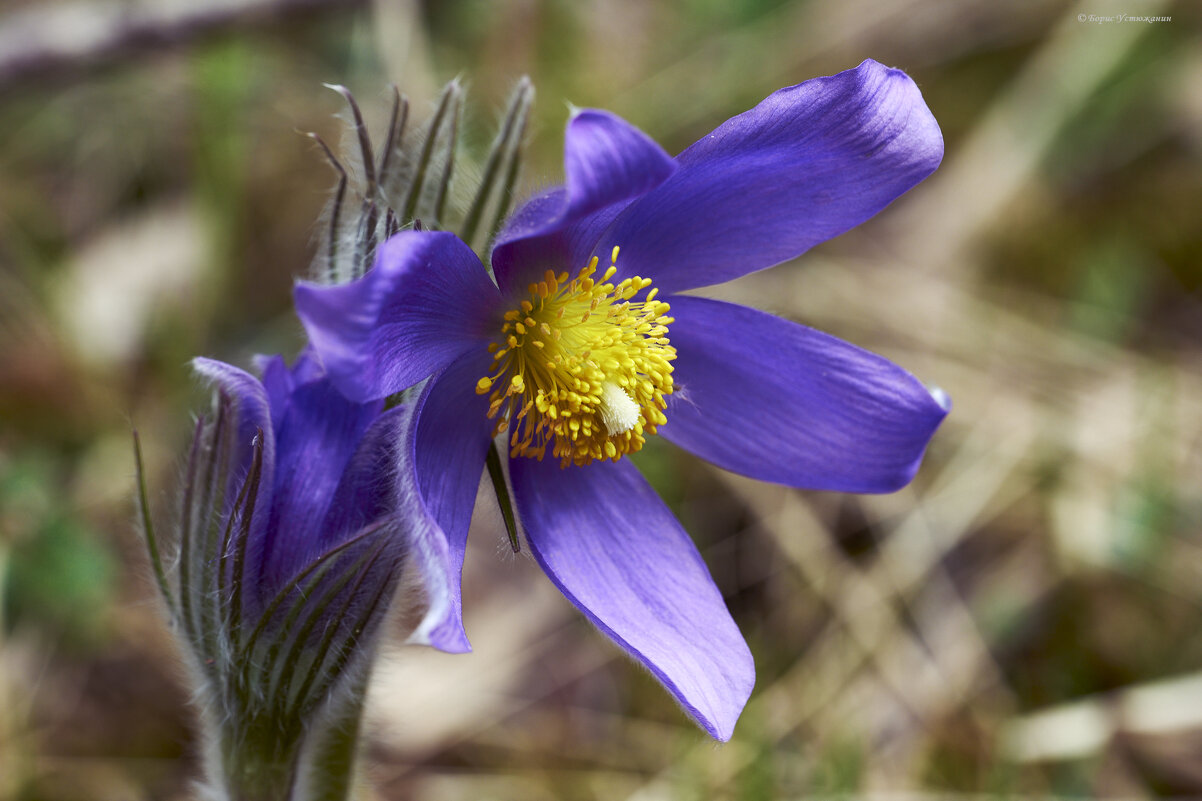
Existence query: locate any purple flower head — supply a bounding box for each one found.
[192,352,403,619]
[294,60,950,740]
[159,350,415,753]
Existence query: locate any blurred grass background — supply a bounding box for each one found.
[2,0,1201,798]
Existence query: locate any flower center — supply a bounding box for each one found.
[475,247,675,466]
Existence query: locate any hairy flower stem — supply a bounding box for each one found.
[303,676,369,801]
[219,727,303,801]
[211,680,371,801]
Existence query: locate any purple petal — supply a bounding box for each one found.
[259,379,383,589]
[310,405,411,620]
[295,230,501,402]
[191,358,276,504]
[288,346,327,387]
[596,59,944,293]
[257,354,293,434]
[661,296,949,492]
[191,357,278,594]
[255,348,332,440]
[321,405,408,543]
[492,109,675,294]
[510,455,754,740]
[398,346,496,653]
[561,109,676,219]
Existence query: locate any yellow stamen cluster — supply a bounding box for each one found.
[476,247,675,466]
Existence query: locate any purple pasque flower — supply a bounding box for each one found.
[178,350,415,750]
[294,59,949,740]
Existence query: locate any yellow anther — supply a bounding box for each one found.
[476,247,675,466]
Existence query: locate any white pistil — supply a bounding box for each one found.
[598,381,640,436]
